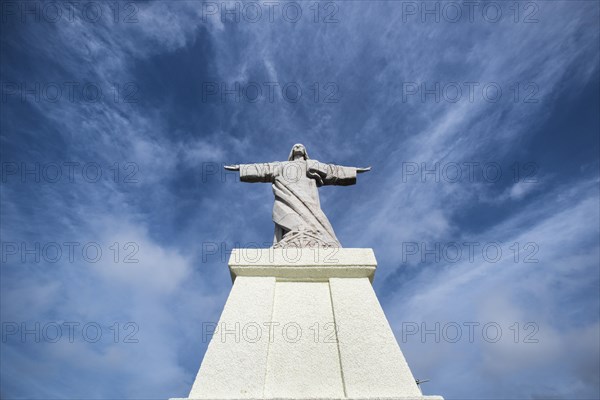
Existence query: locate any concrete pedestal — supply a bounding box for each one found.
[173,248,442,400]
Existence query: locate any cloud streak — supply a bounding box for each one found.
[1,1,598,399]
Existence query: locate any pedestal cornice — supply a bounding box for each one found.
[228,248,377,282]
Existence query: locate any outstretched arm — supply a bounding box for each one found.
[224,163,279,183]
[308,161,371,186]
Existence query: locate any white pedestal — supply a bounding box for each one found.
[174,248,443,400]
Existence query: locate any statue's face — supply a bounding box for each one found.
[292,144,306,157]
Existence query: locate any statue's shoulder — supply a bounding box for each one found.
[307,159,326,169]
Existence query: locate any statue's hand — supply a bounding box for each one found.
[224,165,240,171]
[356,166,371,173]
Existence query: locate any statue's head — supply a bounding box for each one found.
[288,143,309,161]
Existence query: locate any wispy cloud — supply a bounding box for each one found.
[1,1,598,399]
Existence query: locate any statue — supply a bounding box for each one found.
[225,144,371,248]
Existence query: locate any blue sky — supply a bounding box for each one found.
[1,1,599,399]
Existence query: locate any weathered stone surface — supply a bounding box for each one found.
[188,276,275,399]
[224,144,371,248]
[330,277,422,398]
[228,248,377,282]
[264,281,344,398]
[176,249,444,400]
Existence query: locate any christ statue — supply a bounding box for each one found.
[224,144,370,248]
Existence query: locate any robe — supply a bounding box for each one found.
[239,159,357,247]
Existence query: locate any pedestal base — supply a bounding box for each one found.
[176,248,442,400]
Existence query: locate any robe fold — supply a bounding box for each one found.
[239,159,357,247]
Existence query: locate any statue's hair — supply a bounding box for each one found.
[288,144,309,161]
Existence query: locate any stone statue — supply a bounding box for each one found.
[225,144,370,248]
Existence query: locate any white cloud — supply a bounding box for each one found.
[383,179,599,398]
